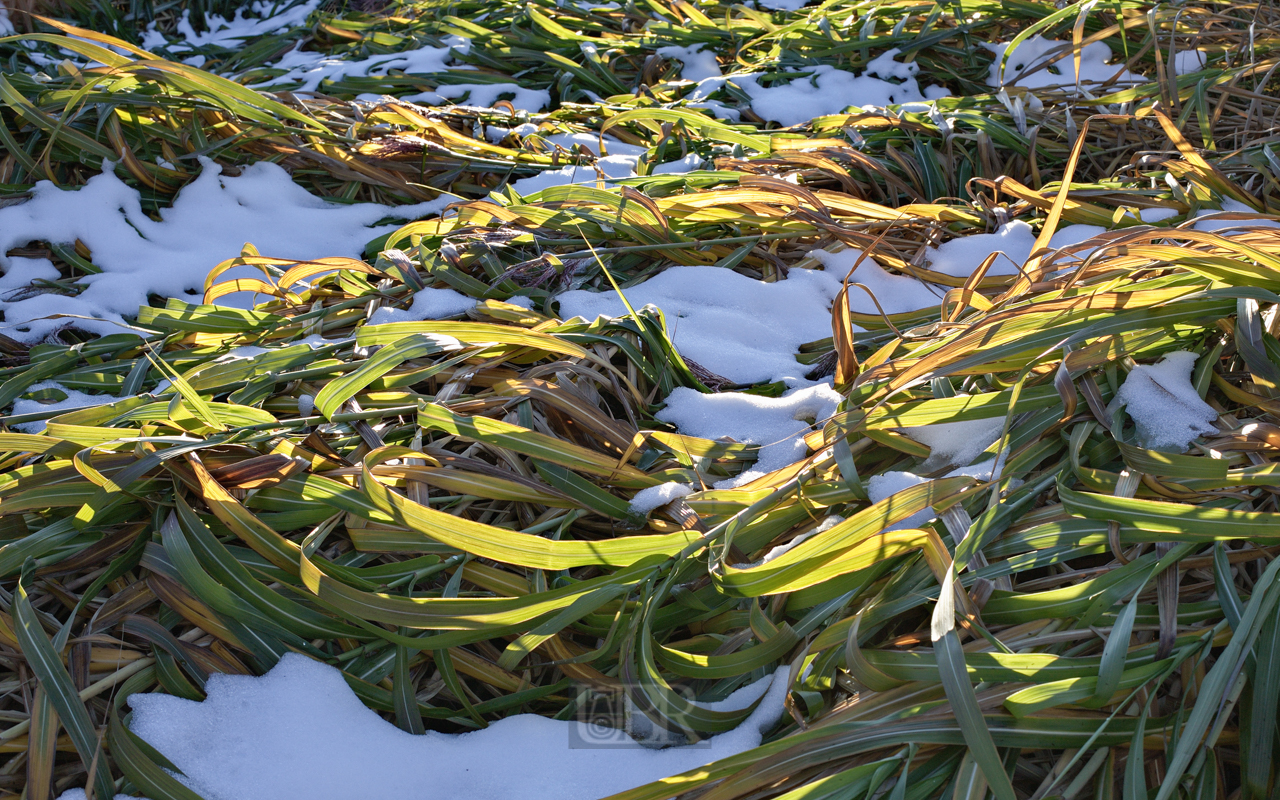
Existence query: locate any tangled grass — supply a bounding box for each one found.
[3,0,1280,798]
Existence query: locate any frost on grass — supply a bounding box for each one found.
[66,653,787,800]
[986,36,1142,89]
[735,50,948,127]
[900,410,1005,472]
[556,266,844,385]
[629,481,696,514]
[657,384,842,488]
[0,159,446,342]
[1114,351,1218,452]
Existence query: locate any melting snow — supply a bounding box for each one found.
[986,36,1141,89]
[867,460,998,531]
[1192,199,1280,234]
[393,83,551,112]
[736,50,948,126]
[629,481,695,514]
[900,409,1005,472]
[1113,351,1218,452]
[807,248,943,314]
[255,36,473,93]
[140,0,322,62]
[657,45,722,82]
[1172,49,1206,75]
[368,287,477,324]
[57,653,786,800]
[924,221,1119,278]
[0,159,446,342]
[657,384,842,487]
[556,266,843,385]
[8,382,119,433]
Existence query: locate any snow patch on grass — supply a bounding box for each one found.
[60,653,786,800]
[657,384,842,487]
[0,159,445,342]
[1114,351,1218,452]
[556,266,842,385]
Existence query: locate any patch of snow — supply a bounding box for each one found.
[557,266,843,385]
[8,381,119,433]
[807,248,942,315]
[629,481,695,514]
[141,0,322,62]
[657,383,842,487]
[1172,49,1206,75]
[0,159,446,343]
[297,394,316,417]
[1191,199,1280,234]
[923,221,1122,278]
[484,122,539,144]
[368,288,477,324]
[986,36,1142,90]
[736,51,948,126]
[657,45,721,82]
[1113,351,1217,452]
[867,460,998,531]
[255,36,473,94]
[0,4,14,35]
[84,652,787,800]
[535,133,649,158]
[397,83,550,112]
[900,409,1005,472]
[511,155,640,196]
[651,153,705,175]
[752,0,811,10]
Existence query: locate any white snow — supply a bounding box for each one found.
[1113,351,1218,452]
[1172,50,1206,75]
[1192,199,1280,234]
[807,248,942,314]
[651,153,705,175]
[0,159,446,342]
[396,83,550,112]
[736,51,948,127]
[88,653,787,800]
[511,155,641,196]
[657,45,722,82]
[752,0,811,9]
[368,288,477,324]
[656,383,842,487]
[629,481,695,514]
[8,382,119,433]
[986,36,1142,90]
[923,221,1118,278]
[866,460,998,531]
[900,409,1005,472]
[140,0,322,62]
[742,514,844,567]
[535,132,648,157]
[255,36,473,93]
[0,4,14,35]
[557,266,843,385]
